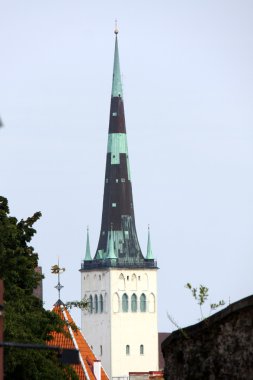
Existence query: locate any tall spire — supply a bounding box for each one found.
[107,226,117,260]
[84,227,92,261]
[82,28,156,270]
[111,28,123,98]
[146,225,154,260]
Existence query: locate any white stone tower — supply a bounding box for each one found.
[80,29,158,379]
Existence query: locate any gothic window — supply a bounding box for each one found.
[131,273,137,290]
[93,274,97,291]
[126,345,130,355]
[131,293,137,312]
[143,273,148,290]
[149,293,155,313]
[102,273,105,290]
[94,294,98,313]
[89,295,93,314]
[140,293,146,312]
[104,292,107,312]
[122,293,128,312]
[86,274,90,291]
[99,294,103,313]
[118,273,125,290]
[113,292,120,313]
[140,345,144,355]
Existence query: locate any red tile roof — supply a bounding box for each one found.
[48,302,109,380]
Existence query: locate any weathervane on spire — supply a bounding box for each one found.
[114,19,119,35]
[51,259,65,300]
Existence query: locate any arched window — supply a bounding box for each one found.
[94,294,98,313]
[104,293,107,313]
[86,274,90,291]
[131,293,137,312]
[122,293,128,312]
[119,273,125,290]
[140,293,146,312]
[131,274,137,290]
[93,275,97,291]
[89,295,93,314]
[149,293,155,312]
[126,345,130,355]
[140,345,144,355]
[113,293,119,313]
[99,294,103,313]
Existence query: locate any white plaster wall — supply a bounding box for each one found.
[81,268,158,379]
[110,269,158,378]
[81,269,111,376]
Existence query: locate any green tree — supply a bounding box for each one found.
[185,283,225,320]
[0,196,78,379]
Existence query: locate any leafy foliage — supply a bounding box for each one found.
[0,196,78,379]
[65,298,89,310]
[185,283,225,320]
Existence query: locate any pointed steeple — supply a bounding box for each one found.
[107,226,117,260]
[84,227,92,261]
[81,28,156,270]
[146,225,154,260]
[112,28,123,98]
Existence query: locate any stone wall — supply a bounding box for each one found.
[162,295,253,380]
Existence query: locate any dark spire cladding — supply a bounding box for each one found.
[82,30,156,269]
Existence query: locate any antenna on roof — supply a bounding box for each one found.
[51,258,65,301]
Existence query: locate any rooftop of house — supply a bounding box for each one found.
[48,300,109,380]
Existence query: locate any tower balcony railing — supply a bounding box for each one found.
[80,257,157,270]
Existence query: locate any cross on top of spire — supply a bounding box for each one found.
[51,260,65,301]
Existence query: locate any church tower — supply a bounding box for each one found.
[80,28,158,379]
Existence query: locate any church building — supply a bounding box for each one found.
[80,28,158,379]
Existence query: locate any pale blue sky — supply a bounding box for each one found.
[1,0,253,331]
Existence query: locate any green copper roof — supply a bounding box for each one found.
[84,227,92,261]
[107,133,131,179]
[111,35,123,98]
[146,226,154,260]
[107,229,117,259]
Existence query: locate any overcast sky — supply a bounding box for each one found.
[1,0,253,332]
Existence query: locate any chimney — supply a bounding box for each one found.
[93,360,101,380]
